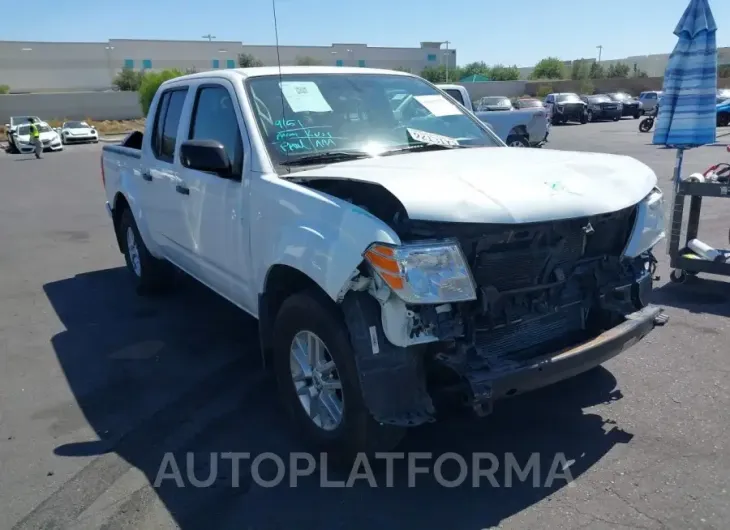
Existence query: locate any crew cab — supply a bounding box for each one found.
[436,84,549,147]
[102,67,668,457]
[544,93,588,124]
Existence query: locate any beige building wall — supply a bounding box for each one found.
[0,39,457,93]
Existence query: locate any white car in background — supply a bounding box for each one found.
[13,122,63,154]
[59,121,99,144]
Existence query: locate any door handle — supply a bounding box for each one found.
[175,184,190,195]
[141,172,152,181]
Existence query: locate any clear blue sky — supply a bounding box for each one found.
[5,0,729,67]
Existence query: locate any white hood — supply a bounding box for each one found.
[286,147,657,224]
[16,130,59,142]
[63,127,95,135]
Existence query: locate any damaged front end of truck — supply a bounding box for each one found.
[336,190,668,428]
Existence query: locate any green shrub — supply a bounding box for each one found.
[0,84,9,94]
[535,84,553,98]
[138,69,185,115]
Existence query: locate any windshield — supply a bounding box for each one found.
[556,94,581,103]
[609,93,631,101]
[64,121,87,129]
[516,99,542,108]
[245,73,501,166]
[480,97,510,107]
[589,95,611,103]
[11,116,35,126]
[17,125,30,135]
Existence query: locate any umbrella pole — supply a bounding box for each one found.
[667,147,685,254]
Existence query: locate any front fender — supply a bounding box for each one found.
[256,177,402,301]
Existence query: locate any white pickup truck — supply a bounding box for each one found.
[436,84,549,147]
[102,66,667,457]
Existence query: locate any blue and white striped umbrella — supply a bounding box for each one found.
[653,0,717,147]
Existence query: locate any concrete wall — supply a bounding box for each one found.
[0,39,457,93]
[0,92,142,124]
[460,77,730,99]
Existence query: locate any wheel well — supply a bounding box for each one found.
[258,264,332,367]
[508,125,528,138]
[112,193,130,253]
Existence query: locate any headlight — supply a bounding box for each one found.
[364,241,477,304]
[623,187,665,258]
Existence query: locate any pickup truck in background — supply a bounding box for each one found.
[102,66,667,457]
[436,84,549,147]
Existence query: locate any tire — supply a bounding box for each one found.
[272,289,406,461]
[612,116,620,121]
[718,113,730,128]
[639,118,654,133]
[580,113,588,124]
[119,208,175,295]
[633,112,641,119]
[586,110,593,122]
[506,134,529,147]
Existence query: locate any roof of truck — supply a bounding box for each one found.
[162,66,414,87]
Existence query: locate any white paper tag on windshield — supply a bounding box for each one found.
[413,94,461,116]
[279,81,333,113]
[407,128,460,147]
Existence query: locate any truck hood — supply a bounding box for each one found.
[286,147,657,224]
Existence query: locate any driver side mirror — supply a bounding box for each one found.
[180,139,235,178]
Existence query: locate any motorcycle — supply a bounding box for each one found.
[639,105,658,133]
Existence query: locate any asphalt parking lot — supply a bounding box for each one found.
[1,119,730,530]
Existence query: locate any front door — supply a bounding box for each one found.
[176,81,252,307]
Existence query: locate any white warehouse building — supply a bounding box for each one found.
[0,39,457,93]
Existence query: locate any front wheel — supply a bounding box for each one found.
[506,134,529,147]
[272,290,406,460]
[718,113,730,128]
[613,116,620,122]
[580,113,588,124]
[586,110,594,122]
[633,112,641,119]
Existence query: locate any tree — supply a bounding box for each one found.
[489,64,520,81]
[606,62,630,78]
[138,69,185,115]
[112,67,144,91]
[589,62,605,79]
[238,53,264,68]
[460,61,491,79]
[392,66,412,73]
[419,64,463,83]
[0,84,9,94]
[570,59,590,80]
[185,67,198,75]
[530,57,565,80]
[295,56,323,66]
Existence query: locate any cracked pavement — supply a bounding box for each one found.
[0,120,729,529]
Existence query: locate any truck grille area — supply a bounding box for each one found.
[404,205,641,367]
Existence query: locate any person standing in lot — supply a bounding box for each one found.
[28,117,42,159]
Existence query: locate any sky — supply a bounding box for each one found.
[5,0,729,67]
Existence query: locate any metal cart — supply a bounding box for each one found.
[667,179,730,283]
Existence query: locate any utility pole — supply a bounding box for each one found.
[596,45,603,63]
[442,41,451,82]
[202,34,216,42]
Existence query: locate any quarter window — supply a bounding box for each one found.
[189,85,244,176]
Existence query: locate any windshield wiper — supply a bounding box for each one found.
[279,151,372,166]
[380,142,472,156]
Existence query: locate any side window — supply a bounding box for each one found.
[444,89,464,106]
[545,95,554,104]
[152,89,188,162]
[189,85,244,176]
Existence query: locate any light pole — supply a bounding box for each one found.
[202,34,216,42]
[104,45,115,87]
[439,41,451,81]
[596,45,603,63]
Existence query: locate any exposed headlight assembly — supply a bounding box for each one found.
[364,241,477,304]
[623,186,666,258]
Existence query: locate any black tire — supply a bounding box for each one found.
[633,112,641,119]
[580,113,588,124]
[639,118,654,133]
[612,116,620,121]
[718,113,730,128]
[272,289,406,461]
[118,208,175,295]
[586,110,594,122]
[505,134,529,147]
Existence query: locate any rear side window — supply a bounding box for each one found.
[443,89,465,105]
[152,88,188,162]
[189,85,244,177]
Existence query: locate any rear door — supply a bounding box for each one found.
[140,86,190,264]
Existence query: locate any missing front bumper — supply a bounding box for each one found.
[464,304,666,415]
